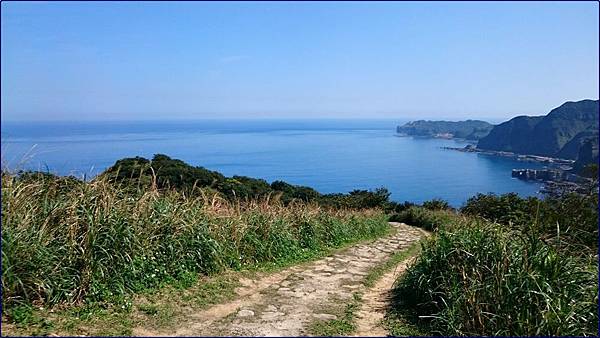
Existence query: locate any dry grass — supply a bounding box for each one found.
[1,172,389,322]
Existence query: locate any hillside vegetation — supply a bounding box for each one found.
[1,168,390,321]
[477,99,599,163]
[387,188,598,336]
[3,155,597,336]
[101,154,393,209]
[396,120,493,140]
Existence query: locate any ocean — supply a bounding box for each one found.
[0,119,547,207]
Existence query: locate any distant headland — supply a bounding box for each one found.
[396,120,493,140]
[397,99,599,193]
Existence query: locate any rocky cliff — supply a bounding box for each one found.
[477,99,599,162]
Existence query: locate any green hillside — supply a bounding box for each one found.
[396,120,493,140]
[477,100,599,163]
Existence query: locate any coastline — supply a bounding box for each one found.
[394,133,479,143]
[441,145,575,166]
[440,144,595,195]
[396,133,586,195]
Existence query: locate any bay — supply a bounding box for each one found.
[0,119,546,206]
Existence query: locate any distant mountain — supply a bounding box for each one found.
[477,99,599,162]
[396,120,494,140]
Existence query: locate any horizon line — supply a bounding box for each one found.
[0,116,513,124]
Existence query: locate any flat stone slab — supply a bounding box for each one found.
[237,309,255,317]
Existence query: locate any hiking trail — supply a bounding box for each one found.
[134,222,425,336]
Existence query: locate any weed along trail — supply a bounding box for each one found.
[353,253,415,337]
[134,222,424,336]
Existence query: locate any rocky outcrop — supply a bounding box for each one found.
[572,138,599,175]
[477,99,599,163]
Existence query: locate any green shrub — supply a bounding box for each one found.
[422,198,452,211]
[385,201,416,213]
[460,192,537,225]
[271,180,320,203]
[538,192,598,251]
[319,187,392,209]
[461,192,598,251]
[388,207,456,231]
[101,154,393,209]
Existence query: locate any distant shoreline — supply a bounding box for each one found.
[442,145,574,166]
[394,133,477,144]
[441,145,596,196]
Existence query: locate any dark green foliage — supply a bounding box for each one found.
[558,128,598,161]
[579,162,599,179]
[397,120,493,140]
[218,175,272,199]
[385,200,415,213]
[104,156,153,186]
[101,154,392,209]
[388,206,455,231]
[460,192,536,225]
[318,188,392,210]
[346,188,391,208]
[151,154,225,189]
[461,192,598,250]
[271,180,320,203]
[421,198,452,211]
[104,154,225,191]
[540,192,599,250]
[388,198,453,230]
[573,139,599,174]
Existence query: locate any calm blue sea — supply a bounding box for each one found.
[1,119,547,207]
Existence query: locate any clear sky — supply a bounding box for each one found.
[1,1,598,121]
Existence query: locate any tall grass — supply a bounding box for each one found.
[388,206,456,231]
[390,208,598,336]
[1,172,388,314]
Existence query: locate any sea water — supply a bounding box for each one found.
[0,119,546,207]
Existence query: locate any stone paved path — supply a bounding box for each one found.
[134,222,425,336]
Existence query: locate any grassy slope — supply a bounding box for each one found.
[1,173,390,336]
[386,207,598,336]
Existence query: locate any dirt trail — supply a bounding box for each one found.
[353,257,412,336]
[134,222,424,337]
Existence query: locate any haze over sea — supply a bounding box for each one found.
[1,119,546,207]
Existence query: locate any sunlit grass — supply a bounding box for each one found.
[389,208,598,336]
[1,171,389,321]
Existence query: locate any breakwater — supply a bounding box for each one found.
[511,168,585,183]
[442,145,574,166]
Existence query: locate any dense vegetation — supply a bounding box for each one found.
[396,120,493,140]
[3,154,598,336]
[477,99,598,163]
[101,154,394,209]
[388,189,599,336]
[1,169,390,320]
[574,138,600,174]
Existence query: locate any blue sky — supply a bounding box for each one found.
[1,1,598,121]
